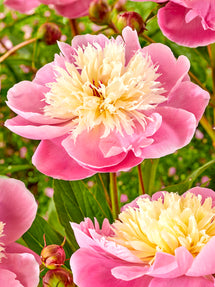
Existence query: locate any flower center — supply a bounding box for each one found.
[111,193,215,264]
[0,221,5,262]
[44,41,166,139]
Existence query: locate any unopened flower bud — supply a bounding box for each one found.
[43,268,74,287]
[117,12,145,34]
[37,23,61,45]
[89,0,111,25]
[41,244,66,269]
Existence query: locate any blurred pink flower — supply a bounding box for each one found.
[4,0,93,18]
[5,27,209,180]
[39,0,93,18]
[120,193,128,203]
[168,166,176,176]
[133,0,215,47]
[44,187,54,197]
[70,187,215,287]
[0,178,40,286]
[4,0,40,14]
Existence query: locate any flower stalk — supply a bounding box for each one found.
[110,173,119,219]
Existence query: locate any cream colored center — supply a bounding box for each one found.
[112,193,215,264]
[44,41,166,139]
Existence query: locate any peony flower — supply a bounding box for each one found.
[4,0,41,14]
[0,177,40,286]
[70,187,215,287]
[39,0,93,19]
[133,0,215,47]
[4,0,93,18]
[5,27,209,180]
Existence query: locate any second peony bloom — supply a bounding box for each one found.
[5,27,209,180]
[70,188,215,287]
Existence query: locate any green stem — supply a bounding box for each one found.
[110,173,119,219]
[69,19,79,37]
[98,173,112,209]
[200,115,215,147]
[0,37,38,63]
[137,164,145,195]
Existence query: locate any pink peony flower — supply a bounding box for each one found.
[5,27,209,180]
[133,0,215,47]
[0,177,40,286]
[39,0,93,18]
[4,0,93,18]
[70,187,215,287]
[4,0,41,14]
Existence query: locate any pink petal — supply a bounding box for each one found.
[149,276,214,287]
[142,43,190,95]
[148,247,193,278]
[70,248,152,287]
[33,62,56,86]
[185,187,215,207]
[158,2,215,47]
[0,178,37,244]
[5,242,41,265]
[111,265,149,281]
[62,128,127,169]
[0,269,23,287]
[71,33,109,51]
[167,81,210,122]
[186,237,215,276]
[6,81,65,125]
[54,0,91,18]
[1,253,40,287]
[122,27,141,64]
[5,116,72,140]
[139,106,196,159]
[4,0,40,13]
[32,138,96,180]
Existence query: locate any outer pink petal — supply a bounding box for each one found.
[6,81,64,125]
[4,0,40,13]
[185,187,215,207]
[5,116,72,140]
[62,128,127,169]
[33,62,56,86]
[32,138,96,180]
[158,2,215,47]
[70,248,152,287]
[0,269,23,287]
[139,107,196,159]
[5,242,41,265]
[147,247,193,278]
[1,253,40,287]
[122,27,141,64]
[54,0,92,18]
[0,178,37,244]
[186,237,215,276]
[149,276,214,287]
[71,33,109,51]
[84,150,143,173]
[167,81,210,122]
[142,43,190,95]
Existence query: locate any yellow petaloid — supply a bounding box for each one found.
[112,192,215,264]
[0,222,5,261]
[44,41,166,139]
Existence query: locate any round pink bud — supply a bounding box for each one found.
[37,23,62,45]
[43,268,74,287]
[41,244,66,269]
[117,11,145,34]
[89,0,111,26]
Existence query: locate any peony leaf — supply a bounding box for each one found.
[53,177,113,248]
[163,159,215,194]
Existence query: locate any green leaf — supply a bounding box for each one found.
[53,178,113,249]
[22,214,72,262]
[163,159,215,194]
